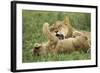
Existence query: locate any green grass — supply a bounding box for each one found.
[23,51,91,63]
[22,10,91,63]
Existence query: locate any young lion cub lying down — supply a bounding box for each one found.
[33,23,90,55]
[49,16,91,46]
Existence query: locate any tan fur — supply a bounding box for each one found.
[33,42,50,55]
[43,23,90,54]
[72,30,91,47]
[53,36,89,54]
[50,16,91,47]
[33,23,58,55]
[33,16,91,55]
[33,23,90,55]
[50,16,73,38]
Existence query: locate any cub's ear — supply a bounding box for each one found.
[33,43,41,56]
[34,43,41,48]
[63,16,70,25]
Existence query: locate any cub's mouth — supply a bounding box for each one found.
[55,32,64,40]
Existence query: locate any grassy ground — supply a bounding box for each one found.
[22,10,91,63]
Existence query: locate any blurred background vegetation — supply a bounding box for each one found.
[22,10,91,63]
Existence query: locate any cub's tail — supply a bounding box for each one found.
[43,23,58,42]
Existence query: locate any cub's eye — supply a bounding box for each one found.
[58,25,62,27]
[55,30,58,33]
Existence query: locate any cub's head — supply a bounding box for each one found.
[72,31,83,38]
[50,21,65,40]
[76,35,90,48]
[50,16,72,39]
[76,35,88,41]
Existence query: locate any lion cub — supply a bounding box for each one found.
[44,23,90,54]
[33,23,90,55]
[53,35,89,54]
[50,16,91,47]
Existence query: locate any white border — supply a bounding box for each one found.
[16,4,96,70]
